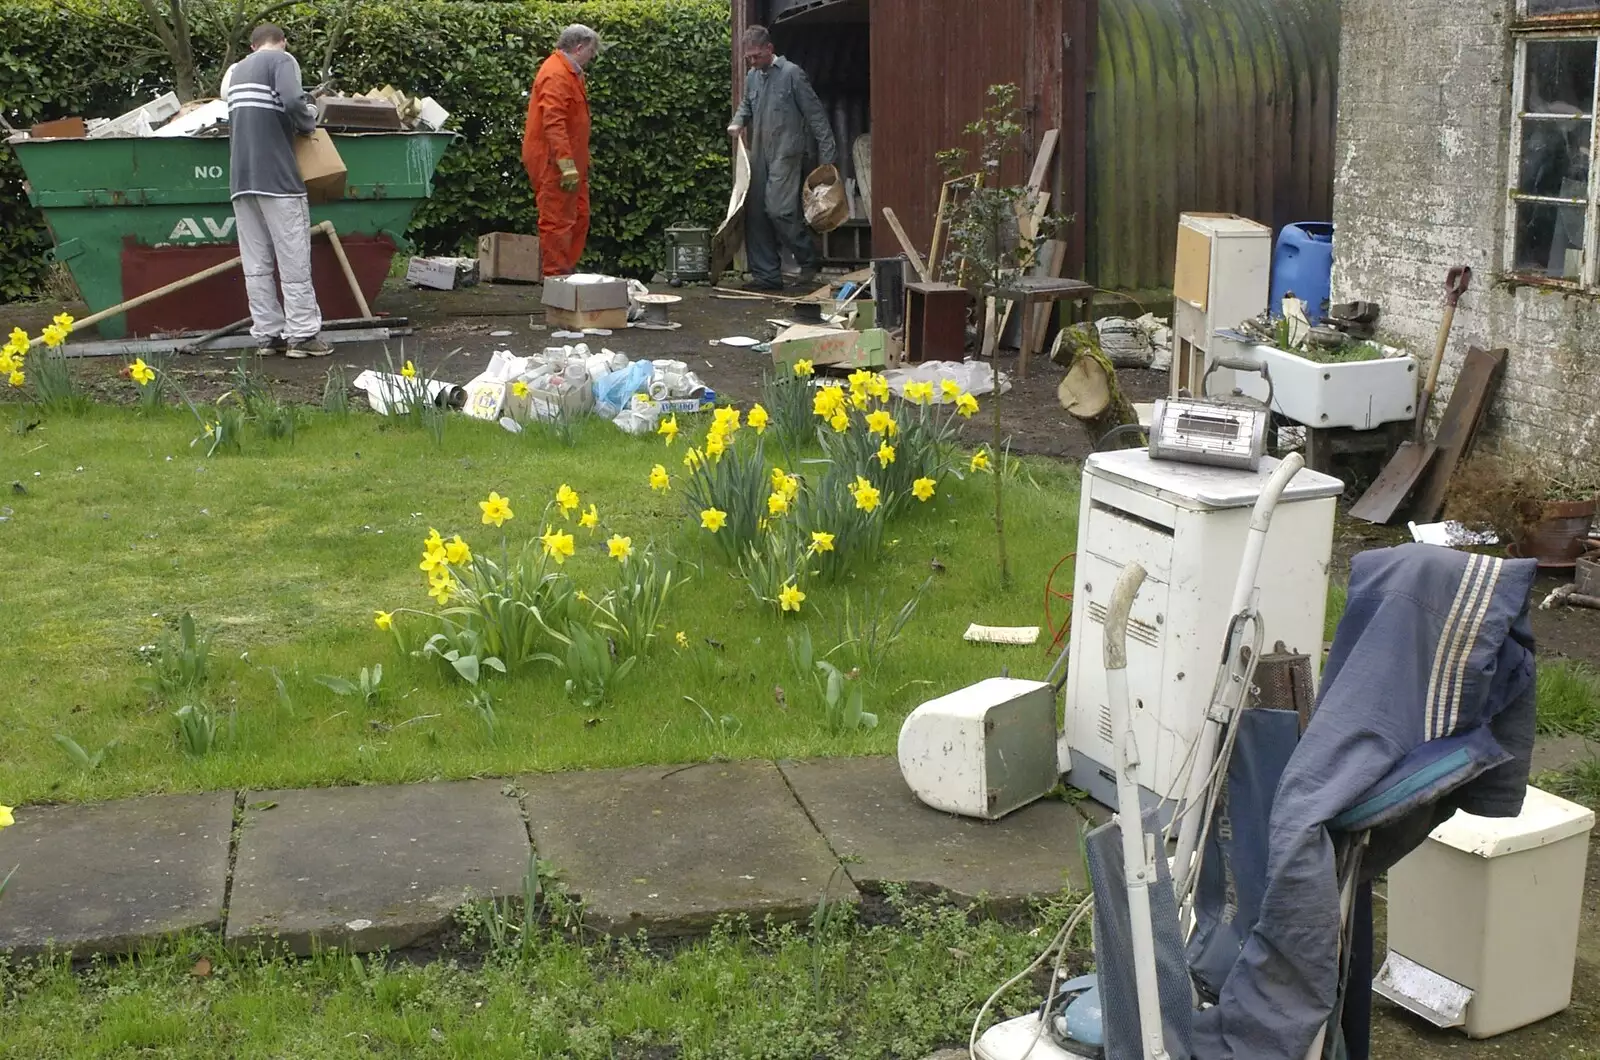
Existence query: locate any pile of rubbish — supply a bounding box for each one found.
[15,84,448,142]
[1054,313,1174,371]
[352,344,715,436]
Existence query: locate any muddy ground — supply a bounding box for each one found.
[9,278,1599,1057]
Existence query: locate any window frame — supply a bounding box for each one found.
[1506,29,1600,288]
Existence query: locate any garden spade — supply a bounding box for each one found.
[1348,265,1471,524]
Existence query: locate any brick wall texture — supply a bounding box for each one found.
[1332,0,1599,478]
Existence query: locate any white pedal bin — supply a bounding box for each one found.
[1379,785,1594,1038]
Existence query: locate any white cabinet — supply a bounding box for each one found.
[1171,213,1272,397]
[1060,449,1342,816]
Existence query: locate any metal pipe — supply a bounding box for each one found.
[1104,561,1169,1060]
[1171,452,1307,917]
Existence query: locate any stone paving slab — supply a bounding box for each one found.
[227,780,529,954]
[0,792,233,957]
[780,757,1089,906]
[522,761,855,936]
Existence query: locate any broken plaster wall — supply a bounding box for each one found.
[1332,0,1599,479]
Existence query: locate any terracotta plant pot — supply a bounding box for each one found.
[1514,497,1598,568]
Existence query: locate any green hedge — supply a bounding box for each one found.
[0,0,733,301]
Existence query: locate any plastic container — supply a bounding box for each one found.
[1379,786,1595,1038]
[1269,222,1335,324]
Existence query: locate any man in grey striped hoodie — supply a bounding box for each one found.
[224,24,330,358]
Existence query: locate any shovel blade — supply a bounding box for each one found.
[1349,442,1438,524]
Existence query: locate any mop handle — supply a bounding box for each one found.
[1104,563,1171,1060]
[1171,453,1307,922]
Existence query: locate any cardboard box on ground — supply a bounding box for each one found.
[770,324,900,372]
[478,233,542,283]
[406,256,480,291]
[543,275,631,330]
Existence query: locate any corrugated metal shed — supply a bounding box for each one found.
[732,0,1338,294]
[1090,0,1339,292]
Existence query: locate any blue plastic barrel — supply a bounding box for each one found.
[1269,222,1335,324]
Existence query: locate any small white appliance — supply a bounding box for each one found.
[1376,785,1595,1038]
[1061,449,1341,817]
[898,677,1061,820]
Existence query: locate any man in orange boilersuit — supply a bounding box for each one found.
[522,24,606,277]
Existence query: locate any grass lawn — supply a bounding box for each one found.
[0,888,1086,1060]
[2,401,1082,804]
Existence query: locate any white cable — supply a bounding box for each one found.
[969,893,1096,1060]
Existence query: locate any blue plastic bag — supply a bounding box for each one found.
[592,360,655,418]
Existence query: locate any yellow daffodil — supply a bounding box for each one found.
[512,380,530,398]
[7,369,23,388]
[867,374,890,401]
[445,534,472,566]
[713,406,742,433]
[813,386,846,419]
[401,361,417,379]
[676,630,690,649]
[480,491,514,527]
[771,466,790,492]
[904,381,935,404]
[779,582,807,613]
[810,530,835,554]
[793,359,815,377]
[419,548,448,574]
[941,379,962,401]
[704,431,727,459]
[40,323,68,348]
[52,312,74,331]
[0,352,15,374]
[579,504,599,531]
[540,525,576,564]
[865,409,895,436]
[848,369,873,395]
[607,534,633,561]
[956,392,979,418]
[700,508,727,533]
[748,404,770,433]
[204,422,215,437]
[768,491,790,516]
[374,610,394,631]
[781,473,800,500]
[829,411,849,433]
[912,477,937,502]
[851,476,882,513]
[7,327,26,351]
[877,442,896,467]
[424,528,444,553]
[129,358,156,386]
[649,464,671,492]
[970,449,991,472]
[428,575,456,605]
[556,484,580,518]
[659,414,679,445]
[850,390,870,412]
[0,804,13,829]
[684,447,705,471]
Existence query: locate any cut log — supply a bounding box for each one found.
[1057,330,1137,442]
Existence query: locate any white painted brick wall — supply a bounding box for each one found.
[1332,0,1598,477]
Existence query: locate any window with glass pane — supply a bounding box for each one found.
[1513,38,1599,280]
[1527,1,1600,15]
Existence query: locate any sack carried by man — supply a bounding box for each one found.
[803,164,848,233]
